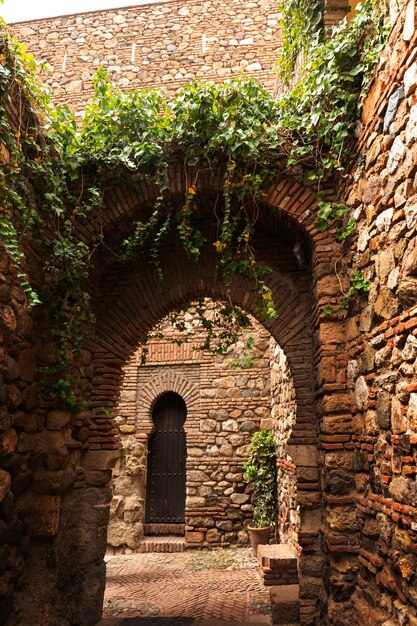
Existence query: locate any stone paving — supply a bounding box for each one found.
[96,548,272,626]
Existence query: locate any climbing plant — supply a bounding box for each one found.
[0,0,387,409]
[278,0,387,179]
[277,0,324,83]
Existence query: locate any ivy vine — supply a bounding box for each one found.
[277,0,324,83]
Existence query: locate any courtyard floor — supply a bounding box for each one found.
[96,547,272,626]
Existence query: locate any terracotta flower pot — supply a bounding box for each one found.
[247,524,273,556]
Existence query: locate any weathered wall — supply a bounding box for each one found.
[337,1,417,624]
[0,89,113,626]
[7,1,417,625]
[108,307,275,551]
[0,155,338,626]
[270,343,299,551]
[10,0,351,117]
[11,0,281,115]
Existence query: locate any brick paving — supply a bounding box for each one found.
[96,548,272,626]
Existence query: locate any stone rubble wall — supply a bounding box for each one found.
[5,1,417,624]
[10,0,352,116]
[108,307,278,550]
[11,0,281,116]
[269,342,299,551]
[339,1,417,623]
[0,90,111,626]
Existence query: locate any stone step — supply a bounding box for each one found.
[138,535,186,553]
[269,584,300,625]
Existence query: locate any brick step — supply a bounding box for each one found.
[138,535,186,553]
[144,523,185,536]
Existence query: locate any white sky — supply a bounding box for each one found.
[1,0,162,23]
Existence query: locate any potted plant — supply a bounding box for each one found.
[243,429,278,555]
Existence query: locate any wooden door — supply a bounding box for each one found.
[145,392,187,523]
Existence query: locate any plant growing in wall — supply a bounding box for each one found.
[243,429,278,553]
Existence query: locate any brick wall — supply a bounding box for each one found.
[0,98,341,625]
[82,170,337,626]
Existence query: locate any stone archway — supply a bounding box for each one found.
[8,167,350,626]
[73,167,347,626]
[108,308,282,552]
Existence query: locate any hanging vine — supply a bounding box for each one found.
[277,0,324,83]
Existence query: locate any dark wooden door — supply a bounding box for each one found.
[145,392,187,523]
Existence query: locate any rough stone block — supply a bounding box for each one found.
[17,349,36,382]
[46,410,71,430]
[405,197,417,229]
[24,494,61,537]
[374,287,399,319]
[387,136,406,174]
[403,0,415,40]
[288,445,317,468]
[270,584,300,624]
[355,376,369,411]
[376,391,391,429]
[383,87,404,133]
[405,62,417,97]
[0,470,11,503]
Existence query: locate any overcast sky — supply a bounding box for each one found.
[1,0,162,23]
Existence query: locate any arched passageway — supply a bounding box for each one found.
[104,303,298,623]
[9,166,351,626]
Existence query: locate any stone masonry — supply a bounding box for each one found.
[12,0,282,115]
[338,1,417,623]
[11,0,350,117]
[108,305,277,550]
[3,0,417,625]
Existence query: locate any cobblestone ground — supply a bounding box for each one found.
[96,548,272,626]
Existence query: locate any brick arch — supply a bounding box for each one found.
[80,169,348,623]
[84,168,342,453]
[136,372,200,435]
[77,164,336,252]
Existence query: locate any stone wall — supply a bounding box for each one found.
[1,91,336,626]
[6,1,417,624]
[270,343,299,551]
[337,1,417,623]
[0,92,112,625]
[10,0,352,117]
[108,305,277,550]
[0,159,332,625]
[11,0,281,116]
